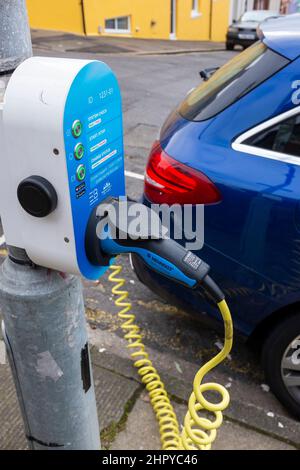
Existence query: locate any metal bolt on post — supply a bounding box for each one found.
[0,0,101,450]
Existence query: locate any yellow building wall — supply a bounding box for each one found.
[26,0,84,34]
[177,0,230,41]
[176,0,210,41]
[84,0,170,39]
[25,0,230,42]
[211,0,231,42]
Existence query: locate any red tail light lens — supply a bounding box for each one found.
[144,141,222,205]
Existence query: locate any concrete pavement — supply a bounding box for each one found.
[0,333,297,450]
[31,29,225,56]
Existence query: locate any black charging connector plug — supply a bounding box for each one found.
[85,198,225,304]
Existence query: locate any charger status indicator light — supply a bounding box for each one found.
[76,164,86,182]
[74,143,84,160]
[72,120,82,138]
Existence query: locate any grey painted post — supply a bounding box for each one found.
[0,258,100,450]
[0,0,101,450]
[0,0,32,102]
[0,0,32,73]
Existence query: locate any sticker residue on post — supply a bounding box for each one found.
[35,351,63,382]
[0,340,6,364]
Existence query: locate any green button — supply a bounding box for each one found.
[76,164,86,182]
[74,143,84,160]
[72,120,82,138]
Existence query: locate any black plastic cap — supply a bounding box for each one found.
[202,275,225,303]
[17,176,58,218]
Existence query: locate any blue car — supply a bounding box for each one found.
[132,15,300,419]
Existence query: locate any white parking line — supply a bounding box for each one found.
[125,170,144,181]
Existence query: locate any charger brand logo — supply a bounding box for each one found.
[101,181,111,196]
[292,80,300,105]
[147,253,172,272]
[89,188,98,206]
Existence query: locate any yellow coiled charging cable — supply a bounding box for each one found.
[108,263,233,450]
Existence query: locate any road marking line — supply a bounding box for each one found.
[125,170,144,181]
[0,235,5,247]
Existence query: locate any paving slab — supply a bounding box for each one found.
[112,394,161,450]
[95,367,140,432]
[0,361,26,450]
[215,421,296,450]
[112,393,296,451]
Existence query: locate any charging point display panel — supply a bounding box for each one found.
[64,61,125,279]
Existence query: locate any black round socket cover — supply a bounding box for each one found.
[17,176,58,218]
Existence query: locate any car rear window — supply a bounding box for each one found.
[179,42,289,122]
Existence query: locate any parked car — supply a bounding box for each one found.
[226,9,280,50]
[132,15,300,419]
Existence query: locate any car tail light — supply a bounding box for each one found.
[144,141,222,205]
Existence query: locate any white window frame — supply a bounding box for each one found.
[170,0,177,40]
[232,106,300,166]
[104,16,131,34]
[191,0,202,18]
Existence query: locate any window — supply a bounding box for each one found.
[179,42,289,122]
[191,0,200,17]
[244,114,300,157]
[170,0,176,37]
[104,16,130,34]
[105,19,115,30]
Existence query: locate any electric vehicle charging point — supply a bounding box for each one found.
[1,56,125,278]
[0,55,233,451]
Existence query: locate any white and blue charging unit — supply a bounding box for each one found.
[0,57,125,279]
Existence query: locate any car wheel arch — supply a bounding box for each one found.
[248,300,300,352]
